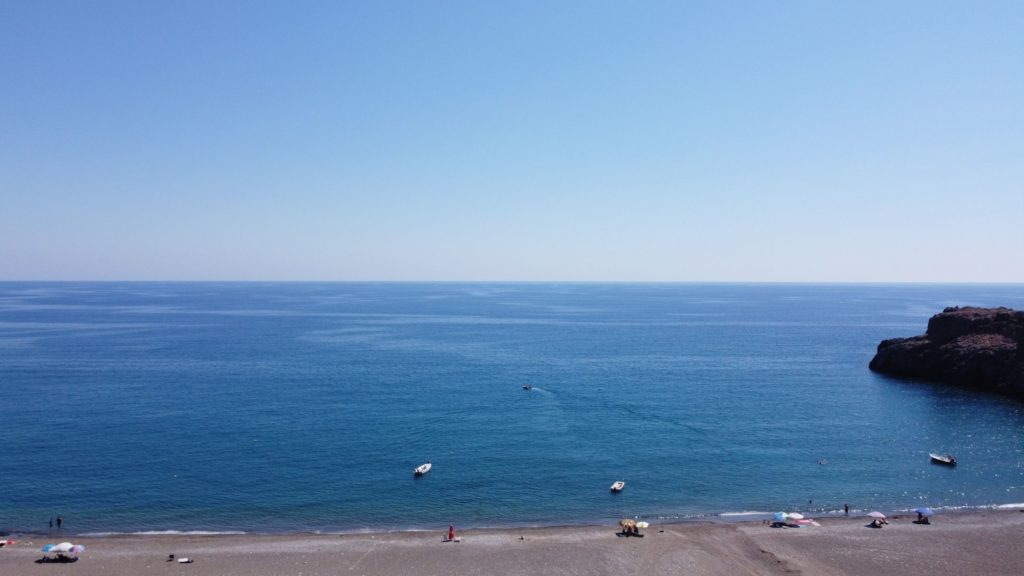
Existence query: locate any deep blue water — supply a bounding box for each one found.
[2,282,1023,534]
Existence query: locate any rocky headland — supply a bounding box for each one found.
[869,306,1024,400]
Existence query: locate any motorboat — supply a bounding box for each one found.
[414,461,432,476]
[522,384,532,390]
[929,453,956,466]
[610,481,625,492]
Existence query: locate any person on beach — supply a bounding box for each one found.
[448,525,455,542]
[844,503,849,515]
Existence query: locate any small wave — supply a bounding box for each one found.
[310,527,435,535]
[80,530,247,537]
[888,503,1024,515]
[719,511,773,517]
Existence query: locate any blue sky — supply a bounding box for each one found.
[2,1,1021,281]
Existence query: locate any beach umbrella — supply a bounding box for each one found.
[43,542,76,554]
[787,513,804,520]
[70,545,85,555]
[915,507,935,517]
[619,519,636,528]
[52,542,75,553]
[868,511,886,519]
[636,521,650,529]
[773,512,787,522]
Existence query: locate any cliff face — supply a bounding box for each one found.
[869,307,1024,399]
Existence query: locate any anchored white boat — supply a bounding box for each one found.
[610,481,625,492]
[929,453,956,466]
[414,462,432,476]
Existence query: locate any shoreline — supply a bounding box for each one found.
[8,501,1023,539]
[3,509,1024,575]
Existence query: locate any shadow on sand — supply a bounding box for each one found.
[36,556,79,564]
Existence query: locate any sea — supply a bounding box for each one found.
[1,282,1023,535]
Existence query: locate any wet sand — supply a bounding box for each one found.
[3,509,1023,575]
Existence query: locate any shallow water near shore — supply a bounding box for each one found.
[2,282,1023,534]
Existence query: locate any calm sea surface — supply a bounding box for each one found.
[2,283,1023,534]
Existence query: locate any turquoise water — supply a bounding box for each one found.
[1,282,1023,534]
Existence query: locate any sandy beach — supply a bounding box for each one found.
[3,509,1023,576]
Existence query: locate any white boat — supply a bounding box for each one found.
[610,481,625,492]
[929,453,956,466]
[414,462,432,476]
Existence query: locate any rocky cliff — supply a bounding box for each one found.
[869,306,1024,399]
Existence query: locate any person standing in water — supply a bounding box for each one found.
[56,516,63,530]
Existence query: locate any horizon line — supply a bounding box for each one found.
[2,279,1023,286]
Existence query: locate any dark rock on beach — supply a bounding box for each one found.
[869,306,1024,399]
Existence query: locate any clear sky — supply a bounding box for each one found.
[2,1,1021,281]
